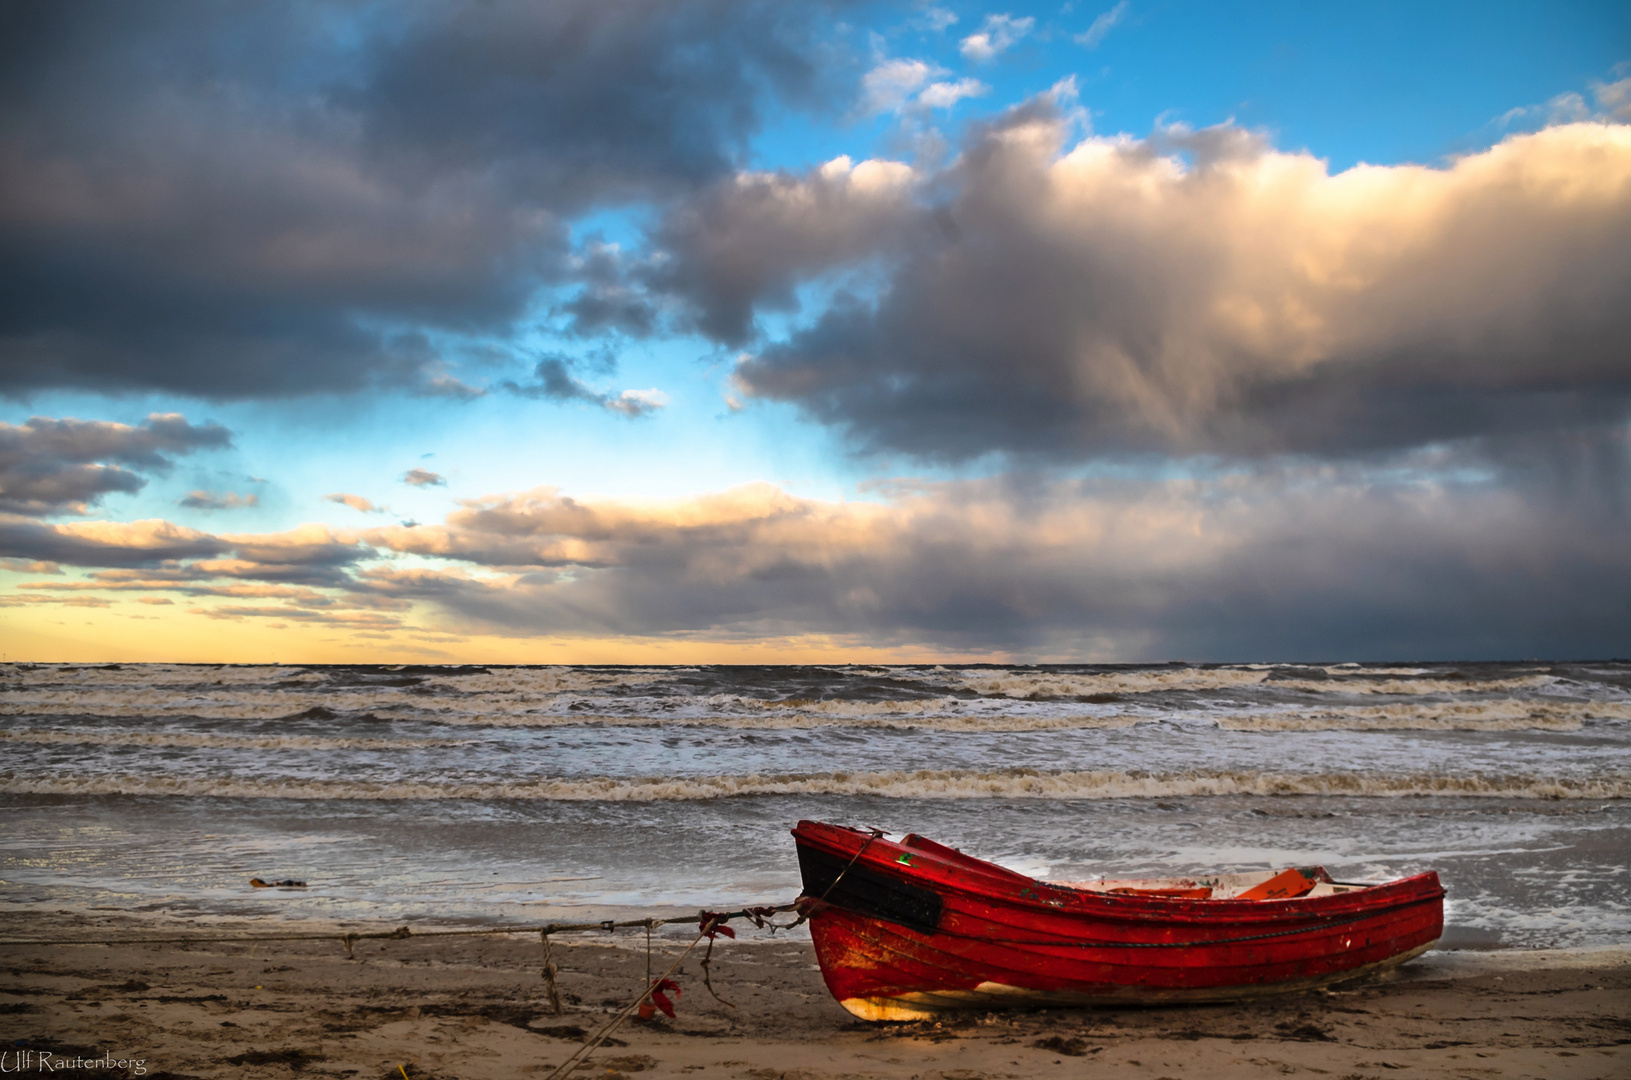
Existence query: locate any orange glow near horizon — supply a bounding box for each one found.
[0,598,1006,666]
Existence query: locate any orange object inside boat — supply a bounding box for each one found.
[1238,867,1316,900]
[1107,886,1214,899]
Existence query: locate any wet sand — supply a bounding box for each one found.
[2,911,1626,1080]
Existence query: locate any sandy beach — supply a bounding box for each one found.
[3,911,1626,1080]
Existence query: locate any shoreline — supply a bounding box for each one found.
[3,911,1626,1079]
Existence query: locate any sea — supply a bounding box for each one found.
[2,661,1628,950]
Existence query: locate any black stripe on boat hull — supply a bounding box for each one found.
[797,843,944,934]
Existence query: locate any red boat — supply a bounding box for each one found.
[792,821,1444,1021]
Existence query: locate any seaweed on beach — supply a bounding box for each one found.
[1032,1036,1091,1056]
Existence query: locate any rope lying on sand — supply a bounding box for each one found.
[0,907,796,950]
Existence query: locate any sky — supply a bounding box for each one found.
[2,0,1628,664]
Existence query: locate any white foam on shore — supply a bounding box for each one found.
[1415,944,1631,977]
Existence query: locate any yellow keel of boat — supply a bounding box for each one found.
[836,940,1439,1021]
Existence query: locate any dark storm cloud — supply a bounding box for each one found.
[0,0,840,398]
[352,0,828,209]
[694,99,1631,460]
[646,155,919,343]
[557,243,663,339]
[0,413,232,515]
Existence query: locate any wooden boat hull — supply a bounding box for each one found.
[793,821,1444,1021]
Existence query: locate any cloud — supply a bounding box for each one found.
[0,592,113,608]
[0,518,227,566]
[0,516,373,605]
[725,103,1631,460]
[856,59,984,115]
[861,59,940,115]
[1075,1,1129,49]
[402,468,446,487]
[5,434,1626,658]
[502,356,670,418]
[420,373,486,400]
[178,490,259,511]
[1591,76,1631,122]
[646,155,918,343]
[1496,73,1631,131]
[0,503,398,630]
[0,0,840,399]
[1498,92,1591,130]
[325,494,385,514]
[960,14,1034,62]
[604,388,671,418]
[0,557,61,574]
[917,78,990,110]
[555,241,663,339]
[0,413,232,515]
[198,605,404,630]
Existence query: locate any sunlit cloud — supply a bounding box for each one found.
[722,110,1631,460]
[861,58,940,115]
[324,493,385,514]
[918,78,990,109]
[961,14,1035,62]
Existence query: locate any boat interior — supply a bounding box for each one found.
[885,831,1377,901]
[1046,868,1374,900]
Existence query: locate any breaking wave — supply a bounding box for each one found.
[4,767,1625,802]
[0,702,1148,732]
[940,668,1565,700]
[1216,701,1631,732]
[6,662,1625,732]
[0,729,471,751]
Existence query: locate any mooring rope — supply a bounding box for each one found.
[542,914,729,1080]
[0,907,795,950]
